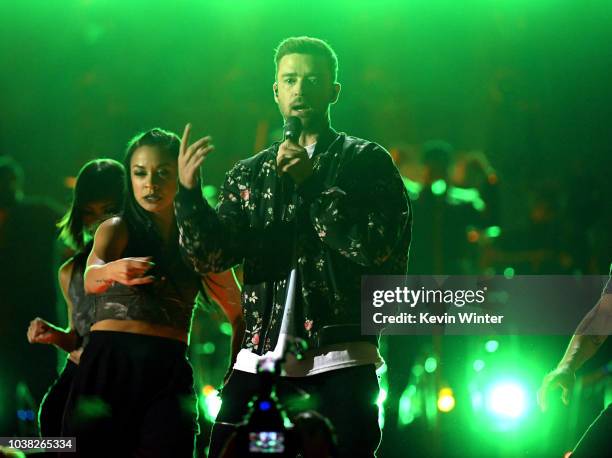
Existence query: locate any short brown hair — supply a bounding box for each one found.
[274,36,338,82]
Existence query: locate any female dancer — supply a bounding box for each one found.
[62,128,243,457]
[27,158,126,436]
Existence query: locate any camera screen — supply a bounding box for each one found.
[248,431,285,453]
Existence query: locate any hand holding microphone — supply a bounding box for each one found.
[277,116,312,185]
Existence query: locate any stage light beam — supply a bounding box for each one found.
[424,357,438,373]
[437,388,455,413]
[484,340,499,353]
[486,381,527,419]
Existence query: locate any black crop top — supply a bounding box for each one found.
[68,249,95,346]
[93,236,201,333]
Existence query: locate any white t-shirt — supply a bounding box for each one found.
[305,142,316,158]
[232,142,383,377]
[234,341,383,377]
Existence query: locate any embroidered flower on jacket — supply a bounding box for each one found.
[262,160,274,176]
[251,333,260,345]
[304,319,314,331]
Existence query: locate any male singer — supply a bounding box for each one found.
[175,36,411,457]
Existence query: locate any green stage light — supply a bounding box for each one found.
[200,385,222,423]
[412,364,424,377]
[377,387,388,429]
[203,185,218,199]
[377,387,388,406]
[486,381,527,419]
[424,356,438,373]
[398,385,417,426]
[503,267,515,279]
[484,340,499,353]
[431,179,447,195]
[376,352,389,430]
[219,322,232,336]
[473,359,485,372]
[403,177,423,197]
[203,185,219,207]
[193,342,216,355]
[485,226,501,238]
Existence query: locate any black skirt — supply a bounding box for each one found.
[62,330,199,458]
[39,359,78,437]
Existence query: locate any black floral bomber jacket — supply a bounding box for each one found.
[174,127,412,355]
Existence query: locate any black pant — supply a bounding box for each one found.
[61,331,198,458]
[209,365,381,458]
[39,359,77,437]
[572,404,612,457]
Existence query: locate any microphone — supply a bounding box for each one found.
[279,116,303,183]
[283,116,302,144]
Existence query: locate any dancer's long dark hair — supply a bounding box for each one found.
[122,128,180,260]
[58,159,126,250]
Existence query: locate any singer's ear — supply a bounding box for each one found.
[330,82,341,105]
[273,82,279,103]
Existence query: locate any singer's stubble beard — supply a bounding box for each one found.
[295,110,330,136]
